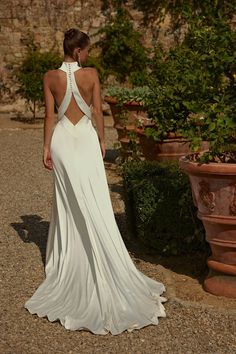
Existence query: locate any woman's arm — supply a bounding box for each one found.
[43,72,55,170]
[91,68,105,159]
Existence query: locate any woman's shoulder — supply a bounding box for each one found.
[80,67,99,82]
[82,67,98,76]
[44,69,61,77]
[43,69,64,83]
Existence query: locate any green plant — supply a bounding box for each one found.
[105,86,152,160]
[144,18,236,156]
[84,55,107,83]
[105,86,151,105]
[122,160,207,255]
[97,6,149,85]
[144,43,205,141]
[133,0,236,27]
[17,43,61,119]
[187,93,236,163]
[183,22,236,162]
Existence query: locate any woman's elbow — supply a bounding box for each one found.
[44,115,55,123]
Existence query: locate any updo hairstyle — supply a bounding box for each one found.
[63,28,90,58]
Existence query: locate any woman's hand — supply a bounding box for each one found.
[43,147,53,170]
[99,140,106,159]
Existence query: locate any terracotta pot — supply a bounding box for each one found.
[136,127,209,162]
[179,156,236,298]
[104,96,148,159]
[104,96,147,127]
[114,123,137,139]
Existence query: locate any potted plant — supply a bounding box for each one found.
[179,29,236,297]
[180,106,236,298]
[134,36,216,162]
[139,8,236,161]
[104,86,152,154]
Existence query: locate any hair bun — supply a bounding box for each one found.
[64,28,79,40]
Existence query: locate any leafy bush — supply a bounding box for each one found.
[84,55,107,83]
[183,22,236,162]
[17,43,62,119]
[133,0,236,27]
[122,160,208,255]
[105,86,151,104]
[144,19,236,162]
[97,7,148,85]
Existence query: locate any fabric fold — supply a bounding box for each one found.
[24,61,167,335]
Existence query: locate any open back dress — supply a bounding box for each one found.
[24,61,167,335]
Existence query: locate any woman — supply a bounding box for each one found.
[24,28,167,335]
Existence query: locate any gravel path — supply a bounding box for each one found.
[1,125,236,354]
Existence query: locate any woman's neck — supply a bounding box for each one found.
[63,56,76,63]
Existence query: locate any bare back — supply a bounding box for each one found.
[44,64,102,126]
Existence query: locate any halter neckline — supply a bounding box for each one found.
[63,61,78,64]
[60,61,82,73]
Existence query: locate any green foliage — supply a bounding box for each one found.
[144,41,209,141]
[184,22,236,162]
[97,7,148,85]
[122,160,207,255]
[17,43,62,119]
[105,86,151,104]
[144,19,236,161]
[133,0,236,27]
[188,95,236,163]
[84,55,107,83]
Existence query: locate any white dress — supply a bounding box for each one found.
[24,61,167,335]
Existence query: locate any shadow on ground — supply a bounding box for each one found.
[10,211,129,269]
[10,140,209,300]
[11,212,234,308]
[107,160,209,286]
[127,236,209,285]
[126,213,209,288]
[11,215,49,266]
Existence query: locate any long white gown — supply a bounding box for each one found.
[24,61,167,335]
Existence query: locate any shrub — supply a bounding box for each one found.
[144,19,236,152]
[183,22,236,162]
[122,160,208,255]
[84,55,107,83]
[105,85,151,105]
[97,6,148,85]
[17,43,62,119]
[133,0,236,27]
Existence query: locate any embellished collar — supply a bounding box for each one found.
[59,61,82,73]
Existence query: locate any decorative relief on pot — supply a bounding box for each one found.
[229,184,236,216]
[199,180,216,212]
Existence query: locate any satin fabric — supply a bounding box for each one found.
[24,61,167,335]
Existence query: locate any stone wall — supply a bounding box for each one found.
[0,0,175,114]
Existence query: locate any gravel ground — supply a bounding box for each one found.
[1,124,236,354]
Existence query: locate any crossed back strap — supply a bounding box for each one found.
[57,62,92,120]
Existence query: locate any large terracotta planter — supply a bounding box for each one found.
[179,156,236,298]
[136,126,209,162]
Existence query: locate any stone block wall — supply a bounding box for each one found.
[0,0,176,114]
